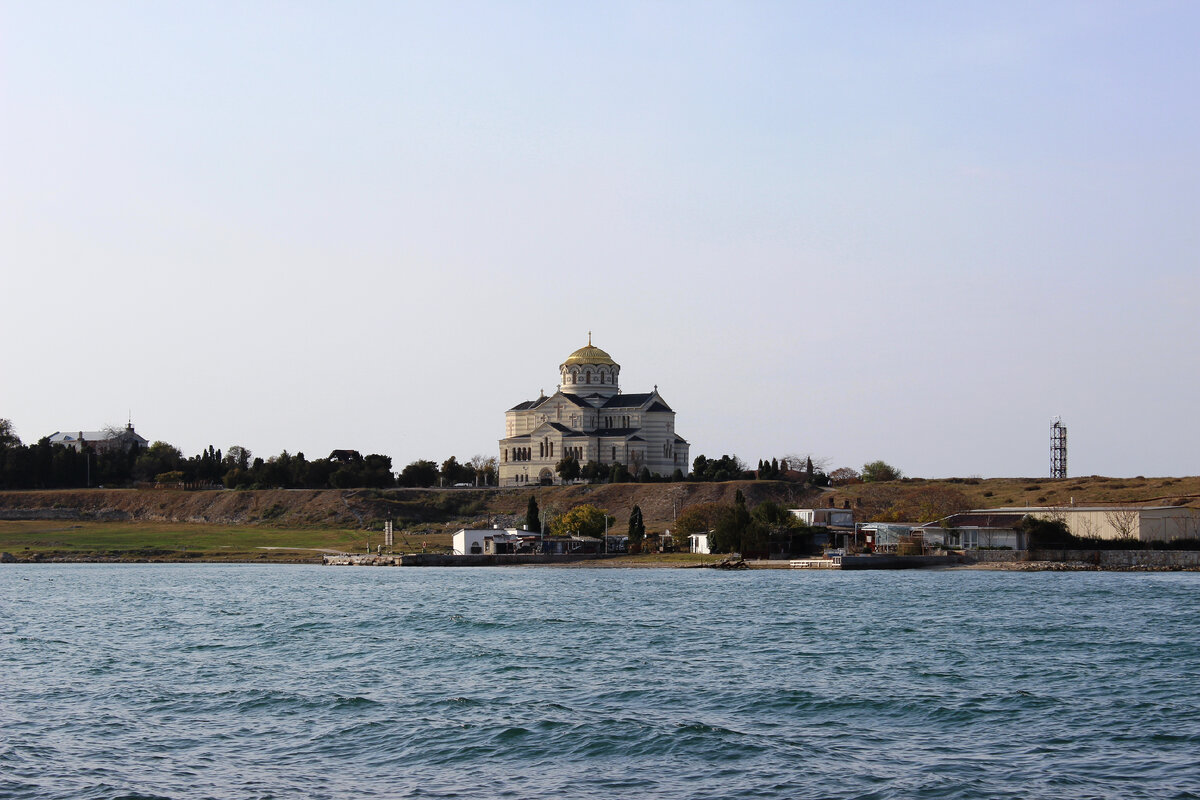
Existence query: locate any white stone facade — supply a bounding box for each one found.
[499,339,689,486]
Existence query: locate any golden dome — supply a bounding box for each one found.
[563,335,616,366]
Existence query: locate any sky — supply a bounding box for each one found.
[2,1,1197,479]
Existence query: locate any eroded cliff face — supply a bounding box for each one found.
[0,489,358,526]
[0,482,823,531]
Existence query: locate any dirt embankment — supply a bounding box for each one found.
[3,475,1197,533]
[0,482,824,533]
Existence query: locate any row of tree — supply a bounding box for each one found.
[672,491,815,556]
[0,417,904,491]
[547,451,903,488]
[552,456,686,484]
[0,418,504,491]
[523,496,650,551]
[520,491,818,558]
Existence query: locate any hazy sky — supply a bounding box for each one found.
[2,1,1197,478]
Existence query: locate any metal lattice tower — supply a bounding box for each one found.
[1050,417,1068,479]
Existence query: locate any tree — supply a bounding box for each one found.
[440,456,474,486]
[675,502,734,537]
[1022,515,1074,548]
[469,454,497,486]
[751,500,799,529]
[627,505,645,548]
[690,454,748,482]
[829,467,861,486]
[224,445,252,472]
[1103,507,1140,541]
[861,460,903,483]
[555,455,581,483]
[581,460,604,483]
[609,462,630,483]
[223,467,251,489]
[784,453,832,474]
[525,496,541,533]
[134,441,183,482]
[709,491,753,554]
[398,459,439,487]
[0,419,20,449]
[360,454,395,488]
[550,504,613,539]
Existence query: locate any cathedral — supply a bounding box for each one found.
[499,337,689,486]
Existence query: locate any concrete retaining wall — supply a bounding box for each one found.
[838,555,962,570]
[1029,550,1200,568]
[324,553,620,567]
[962,549,1200,568]
[968,550,1026,563]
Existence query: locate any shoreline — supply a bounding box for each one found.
[4,554,1200,571]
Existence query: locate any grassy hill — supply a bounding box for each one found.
[826,475,1200,523]
[2,476,1197,561]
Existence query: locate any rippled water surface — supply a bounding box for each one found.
[2,565,1199,799]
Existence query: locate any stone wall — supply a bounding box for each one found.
[1031,550,1200,568]
[324,553,620,567]
[965,549,1200,568]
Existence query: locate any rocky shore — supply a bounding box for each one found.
[957,560,1200,572]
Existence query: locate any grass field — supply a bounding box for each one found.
[0,521,453,562]
[0,521,733,566]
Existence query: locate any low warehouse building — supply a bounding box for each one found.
[1015,506,1200,542]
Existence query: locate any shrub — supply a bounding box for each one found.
[1021,516,1073,548]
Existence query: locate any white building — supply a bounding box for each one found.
[452,528,522,555]
[47,422,150,453]
[499,337,689,486]
[689,533,711,554]
[789,507,855,528]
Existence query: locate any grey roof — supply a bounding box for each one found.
[602,393,655,408]
[561,394,594,407]
[972,505,1179,513]
[917,513,1028,530]
[646,401,672,413]
[546,423,589,437]
[508,395,553,412]
[48,428,149,445]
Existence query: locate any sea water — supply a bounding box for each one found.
[2,564,1199,800]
